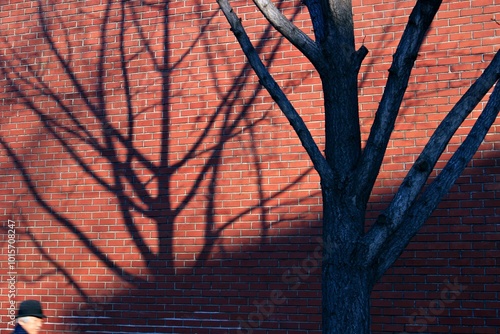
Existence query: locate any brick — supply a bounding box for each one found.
[0,0,498,333]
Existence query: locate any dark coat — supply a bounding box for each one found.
[11,324,28,334]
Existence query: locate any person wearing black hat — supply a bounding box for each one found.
[12,300,46,334]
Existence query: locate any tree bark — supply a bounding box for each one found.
[322,184,371,333]
[323,265,372,333]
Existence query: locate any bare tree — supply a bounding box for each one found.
[217,0,500,332]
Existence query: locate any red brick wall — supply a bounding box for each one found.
[0,0,498,333]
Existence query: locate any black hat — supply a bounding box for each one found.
[16,300,47,319]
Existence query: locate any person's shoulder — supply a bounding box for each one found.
[12,324,28,334]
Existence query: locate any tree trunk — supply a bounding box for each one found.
[322,265,372,333]
[322,187,372,333]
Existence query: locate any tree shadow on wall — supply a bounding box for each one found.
[0,0,323,333]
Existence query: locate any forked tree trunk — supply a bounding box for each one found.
[217,0,500,333]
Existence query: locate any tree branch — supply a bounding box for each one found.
[373,79,500,280]
[303,0,324,42]
[252,0,325,69]
[217,0,334,185]
[354,0,442,202]
[353,45,369,73]
[359,50,500,268]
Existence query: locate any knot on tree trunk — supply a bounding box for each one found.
[415,158,430,172]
